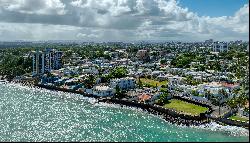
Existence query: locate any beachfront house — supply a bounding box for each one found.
[93,85,115,97]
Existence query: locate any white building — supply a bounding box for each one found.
[32,48,63,76]
[93,85,115,96]
[32,50,44,76]
[168,75,184,90]
[213,42,228,52]
[110,77,135,90]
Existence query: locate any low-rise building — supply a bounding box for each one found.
[93,85,115,97]
[168,75,184,90]
[110,77,135,90]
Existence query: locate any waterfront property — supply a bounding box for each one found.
[229,115,249,122]
[110,77,136,90]
[93,84,115,97]
[163,99,209,116]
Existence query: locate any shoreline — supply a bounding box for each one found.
[34,83,212,127]
[2,81,249,129]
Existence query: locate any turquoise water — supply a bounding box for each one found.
[0,83,249,142]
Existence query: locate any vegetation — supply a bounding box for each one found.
[157,88,169,105]
[229,115,249,122]
[0,48,32,80]
[170,52,207,68]
[185,75,201,86]
[114,85,126,99]
[84,74,96,88]
[109,67,128,79]
[191,89,200,97]
[163,99,208,115]
[138,78,168,88]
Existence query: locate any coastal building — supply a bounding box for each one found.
[110,77,135,90]
[44,48,63,72]
[32,48,63,76]
[213,42,228,52]
[93,85,115,96]
[32,50,45,76]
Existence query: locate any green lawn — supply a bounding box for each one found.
[229,115,249,122]
[139,78,168,87]
[163,99,208,115]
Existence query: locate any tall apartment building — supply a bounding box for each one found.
[213,42,228,52]
[32,48,63,76]
[32,50,45,76]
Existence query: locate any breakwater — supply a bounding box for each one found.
[98,98,210,126]
[207,109,249,129]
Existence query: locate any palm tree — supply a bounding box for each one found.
[219,88,228,100]
[232,88,240,98]
[226,97,238,114]
[115,85,123,98]
[237,92,248,108]
[211,96,223,115]
[85,74,96,89]
[204,89,212,99]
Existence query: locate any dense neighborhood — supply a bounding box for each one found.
[0,40,249,126]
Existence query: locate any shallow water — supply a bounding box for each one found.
[0,83,249,142]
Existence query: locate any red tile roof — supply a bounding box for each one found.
[138,94,151,102]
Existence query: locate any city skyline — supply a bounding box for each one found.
[0,0,249,42]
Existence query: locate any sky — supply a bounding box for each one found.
[0,0,248,42]
[178,0,249,17]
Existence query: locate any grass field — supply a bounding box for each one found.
[163,99,208,115]
[229,115,249,122]
[139,78,168,87]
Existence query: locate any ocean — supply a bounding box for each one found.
[0,83,248,142]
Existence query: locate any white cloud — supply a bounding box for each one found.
[0,0,248,41]
[0,0,67,15]
[76,32,99,38]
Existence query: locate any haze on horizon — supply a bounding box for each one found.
[0,0,249,42]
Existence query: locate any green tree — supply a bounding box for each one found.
[219,89,228,99]
[204,89,212,100]
[114,85,125,99]
[226,97,238,113]
[109,67,128,78]
[160,59,167,65]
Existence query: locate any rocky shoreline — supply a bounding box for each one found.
[33,83,212,127]
[2,81,248,129]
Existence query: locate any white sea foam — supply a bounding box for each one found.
[192,122,249,136]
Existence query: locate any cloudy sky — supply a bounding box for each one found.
[0,0,248,42]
